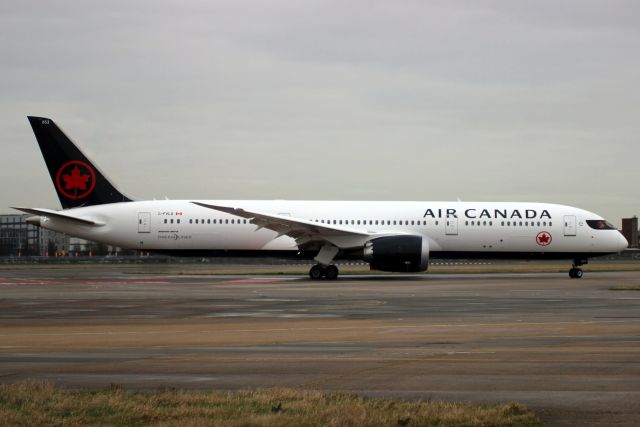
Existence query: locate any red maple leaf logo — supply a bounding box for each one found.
[536,232,552,246]
[55,161,96,200]
[62,166,90,192]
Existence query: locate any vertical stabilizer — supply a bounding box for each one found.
[27,116,131,209]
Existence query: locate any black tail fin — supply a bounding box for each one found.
[27,116,132,209]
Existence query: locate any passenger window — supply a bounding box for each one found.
[164,219,167,224]
[171,219,174,224]
[189,219,193,224]
[225,219,229,224]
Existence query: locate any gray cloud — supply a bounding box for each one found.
[0,0,638,222]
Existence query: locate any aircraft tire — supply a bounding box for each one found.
[309,265,324,280]
[569,268,583,279]
[325,265,339,280]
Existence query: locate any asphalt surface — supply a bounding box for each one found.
[1,267,639,426]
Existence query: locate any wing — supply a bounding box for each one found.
[191,201,376,249]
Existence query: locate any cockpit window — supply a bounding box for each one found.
[586,219,617,230]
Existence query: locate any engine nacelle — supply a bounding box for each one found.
[363,235,429,272]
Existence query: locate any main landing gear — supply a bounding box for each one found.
[569,258,587,279]
[309,244,340,280]
[309,264,339,280]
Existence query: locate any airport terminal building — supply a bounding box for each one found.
[622,216,639,248]
[0,214,114,257]
[0,214,70,256]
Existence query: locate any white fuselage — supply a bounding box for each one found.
[34,200,628,259]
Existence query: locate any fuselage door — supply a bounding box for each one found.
[138,212,151,233]
[445,217,458,235]
[563,215,576,236]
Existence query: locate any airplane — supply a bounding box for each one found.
[13,116,628,280]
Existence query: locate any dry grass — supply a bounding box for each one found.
[609,285,640,291]
[0,381,542,427]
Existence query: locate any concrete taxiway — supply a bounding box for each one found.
[1,267,639,426]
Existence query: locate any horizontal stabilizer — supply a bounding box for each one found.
[11,207,104,226]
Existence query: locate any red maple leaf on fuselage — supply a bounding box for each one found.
[62,166,90,192]
[538,233,550,244]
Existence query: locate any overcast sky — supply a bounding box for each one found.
[1,0,638,222]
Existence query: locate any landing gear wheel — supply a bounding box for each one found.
[309,264,324,280]
[324,265,339,280]
[569,268,583,279]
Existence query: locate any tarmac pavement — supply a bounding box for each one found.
[1,267,639,426]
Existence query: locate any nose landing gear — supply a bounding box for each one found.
[569,258,587,279]
[569,268,583,279]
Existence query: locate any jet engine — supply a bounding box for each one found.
[363,235,429,272]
